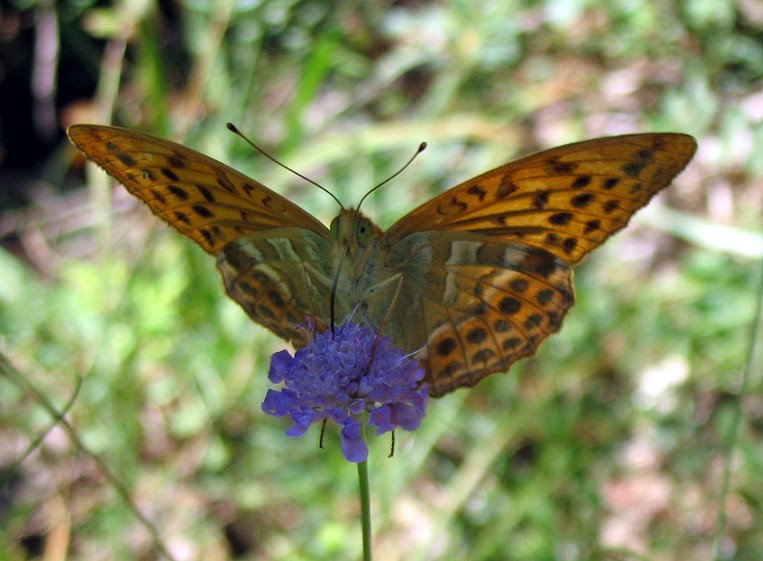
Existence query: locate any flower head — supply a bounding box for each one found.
[262,321,428,462]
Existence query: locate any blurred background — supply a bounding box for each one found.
[1,1,762,560]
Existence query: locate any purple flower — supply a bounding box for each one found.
[262,321,428,462]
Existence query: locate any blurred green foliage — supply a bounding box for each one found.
[1,0,762,560]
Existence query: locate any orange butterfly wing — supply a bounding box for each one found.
[386,134,697,264]
[67,125,329,254]
[382,133,696,395]
[67,125,333,345]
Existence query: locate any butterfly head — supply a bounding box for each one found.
[330,209,382,255]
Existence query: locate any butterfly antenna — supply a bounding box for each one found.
[357,142,427,211]
[226,123,344,209]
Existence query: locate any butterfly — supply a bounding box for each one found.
[67,124,696,396]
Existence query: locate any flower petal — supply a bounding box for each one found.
[369,405,394,435]
[287,409,319,437]
[268,350,293,383]
[262,389,296,417]
[390,403,424,431]
[340,420,369,463]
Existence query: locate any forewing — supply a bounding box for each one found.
[67,124,330,255]
[385,134,696,264]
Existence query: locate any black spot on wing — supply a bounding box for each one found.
[161,168,180,181]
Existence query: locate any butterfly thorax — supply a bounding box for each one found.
[329,209,386,306]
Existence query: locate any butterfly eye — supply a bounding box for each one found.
[329,216,340,235]
[355,218,373,244]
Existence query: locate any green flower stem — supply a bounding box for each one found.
[357,416,372,561]
[357,458,372,561]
